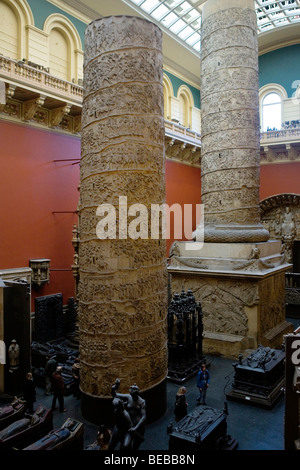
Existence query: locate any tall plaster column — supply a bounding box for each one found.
[200,0,269,242]
[169,0,293,357]
[78,16,168,424]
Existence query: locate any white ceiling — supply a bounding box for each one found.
[59,0,300,88]
[123,0,300,52]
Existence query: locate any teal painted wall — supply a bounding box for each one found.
[27,0,87,46]
[259,44,300,98]
[164,70,201,109]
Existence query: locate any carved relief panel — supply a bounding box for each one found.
[260,194,300,265]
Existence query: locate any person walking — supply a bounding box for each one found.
[23,372,36,414]
[196,363,210,405]
[44,355,57,396]
[174,386,188,422]
[51,366,67,413]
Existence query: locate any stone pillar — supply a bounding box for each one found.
[200,0,269,243]
[78,16,168,424]
[169,0,293,357]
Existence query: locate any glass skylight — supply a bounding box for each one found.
[122,0,300,54]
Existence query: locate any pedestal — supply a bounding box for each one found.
[169,240,294,357]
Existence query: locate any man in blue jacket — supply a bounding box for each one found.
[196,363,210,405]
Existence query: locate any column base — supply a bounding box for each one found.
[81,378,167,427]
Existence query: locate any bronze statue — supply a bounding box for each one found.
[110,379,146,450]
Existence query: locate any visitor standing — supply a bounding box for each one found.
[196,363,210,405]
[51,366,67,413]
[174,386,188,422]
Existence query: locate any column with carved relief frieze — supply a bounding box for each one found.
[78,16,167,425]
[169,0,293,358]
[200,0,269,243]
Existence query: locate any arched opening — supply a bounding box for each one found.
[163,74,173,121]
[177,85,194,129]
[262,92,282,132]
[44,14,83,83]
[49,28,69,80]
[0,2,18,59]
[179,93,188,127]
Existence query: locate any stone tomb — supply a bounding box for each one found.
[226,345,285,408]
[23,418,84,451]
[168,405,237,451]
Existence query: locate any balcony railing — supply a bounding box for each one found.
[1,54,300,151]
[164,119,201,146]
[260,125,300,146]
[0,56,83,104]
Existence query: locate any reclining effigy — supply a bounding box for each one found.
[0,405,52,450]
[0,397,26,430]
[24,418,84,451]
[24,428,71,450]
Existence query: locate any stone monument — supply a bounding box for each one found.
[78,16,168,424]
[226,345,285,408]
[169,0,293,357]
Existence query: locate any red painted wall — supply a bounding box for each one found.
[165,160,202,255]
[1,119,299,312]
[0,121,202,310]
[0,120,80,310]
[260,162,300,200]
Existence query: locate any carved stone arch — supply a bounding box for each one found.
[44,14,83,81]
[260,193,300,265]
[177,84,194,128]
[163,73,174,121]
[0,0,34,60]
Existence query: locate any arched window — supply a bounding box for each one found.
[259,84,287,132]
[0,0,34,60]
[49,28,69,80]
[163,74,174,121]
[262,92,282,131]
[0,2,18,59]
[177,85,194,128]
[44,14,83,83]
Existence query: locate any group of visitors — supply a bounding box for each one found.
[174,363,210,422]
[22,355,81,415]
[23,357,208,430]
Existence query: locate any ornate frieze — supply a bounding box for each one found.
[200,3,269,243]
[78,16,168,399]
